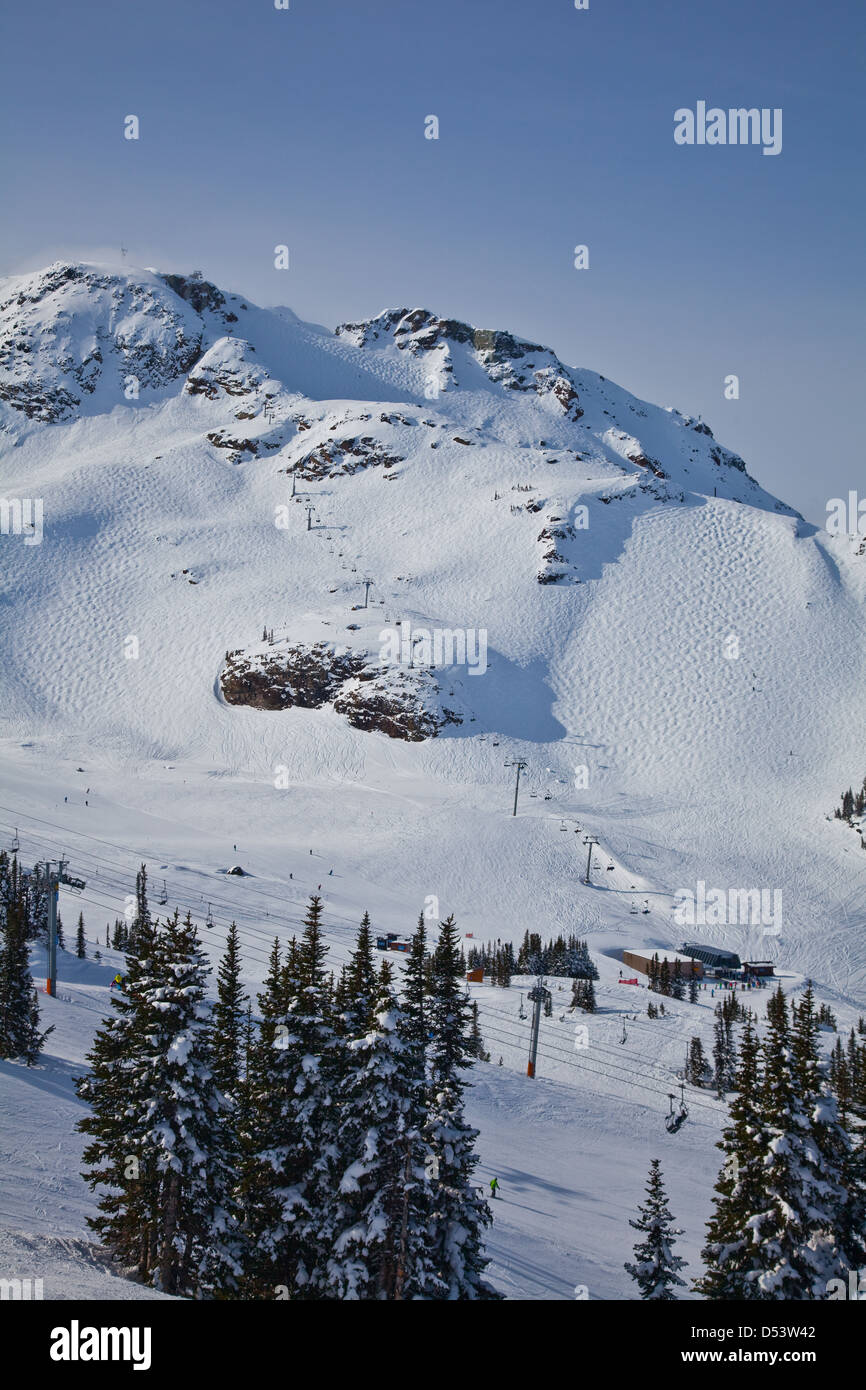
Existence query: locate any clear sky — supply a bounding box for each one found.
[2,0,863,524]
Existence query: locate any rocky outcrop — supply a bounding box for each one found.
[335,307,584,418]
[220,638,466,740]
[0,264,247,423]
[286,434,403,481]
[221,642,366,710]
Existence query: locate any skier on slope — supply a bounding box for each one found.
[489,1177,499,1199]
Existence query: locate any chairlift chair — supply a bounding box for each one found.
[11,827,20,853]
[206,903,215,929]
[158,879,168,905]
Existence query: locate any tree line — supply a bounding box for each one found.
[627,984,866,1299]
[76,887,501,1300]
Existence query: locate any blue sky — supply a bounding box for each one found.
[2,0,863,523]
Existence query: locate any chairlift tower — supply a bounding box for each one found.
[582,835,599,885]
[526,979,551,1078]
[505,759,528,817]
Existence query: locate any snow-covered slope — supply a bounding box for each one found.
[1,260,863,994]
[1,261,865,1297]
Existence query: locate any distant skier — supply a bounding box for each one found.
[489,1177,499,1199]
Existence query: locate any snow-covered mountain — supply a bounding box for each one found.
[2,259,866,1300]
[1,259,865,998]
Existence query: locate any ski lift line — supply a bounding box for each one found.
[476,1007,722,1113]
[478,997,700,1075]
[480,1012,723,1109]
[476,1021,719,1119]
[478,1026,720,1123]
[65,886,354,976]
[2,813,363,943]
[20,842,354,975]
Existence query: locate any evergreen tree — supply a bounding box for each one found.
[212,922,247,1100]
[688,971,699,1005]
[145,912,242,1296]
[78,911,241,1295]
[624,1159,686,1299]
[245,898,339,1298]
[340,911,378,1035]
[696,1018,770,1298]
[237,939,296,1296]
[324,971,437,1299]
[0,896,52,1063]
[751,985,856,1297]
[426,915,498,1299]
[77,910,162,1280]
[572,977,596,1013]
[685,1035,709,1087]
[75,912,86,959]
[671,960,685,1000]
[468,1000,488,1059]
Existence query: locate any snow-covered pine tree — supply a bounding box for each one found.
[323,958,436,1298]
[751,984,856,1297]
[270,896,339,1297]
[127,864,151,957]
[841,1031,866,1273]
[624,1158,686,1299]
[671,960,685,1000]
[140,911,242,1297]
[212,921,247,1100]
[0,895,52,1062]
[236,938,297,1297]
[688,971,699,1005]
[572,977,597,1013]
[695,1017,770,1298]
[685,1035,709,1087]
[426,914,499,1299]
[790,985,865,1280]
[468,1000,488,1059]
[77,910,163,1280]
[339,911,378,1036]
[75,911,86,959]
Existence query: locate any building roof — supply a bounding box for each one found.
[680,942,742,966]
[623,948,700,967]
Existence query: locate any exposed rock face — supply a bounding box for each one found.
[158,271,227,316]
[0,263,242,422]
[334,668,462,741]
[287,435,403,481]
[220,638,465,740]
[185,338,265,400]
[221,642,366,710]
[537,516,579,584]
[335,307,584,418]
